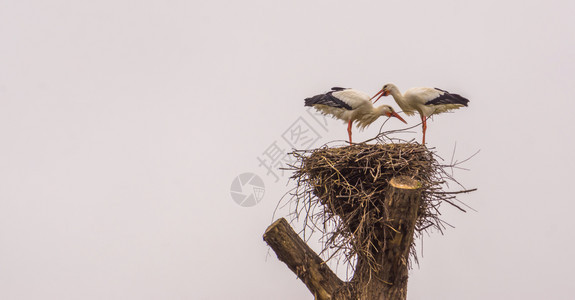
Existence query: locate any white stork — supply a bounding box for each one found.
[372,84,469,144]
[305,87,407,144]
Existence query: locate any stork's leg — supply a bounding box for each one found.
[421,115,427,144]
[347,120,353,145]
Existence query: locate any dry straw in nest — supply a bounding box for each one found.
[287,140,476,273]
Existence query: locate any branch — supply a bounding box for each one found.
[263,218,344,300]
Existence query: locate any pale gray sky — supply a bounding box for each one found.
[1,0,574,299]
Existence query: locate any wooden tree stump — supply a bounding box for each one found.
[264,176,422,300]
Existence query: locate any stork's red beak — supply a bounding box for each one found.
[389,111,407,124]
[371,89,387,103]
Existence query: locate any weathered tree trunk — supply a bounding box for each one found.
[352,176,422,299]
[264,176,422,300]
[263,218,345,300]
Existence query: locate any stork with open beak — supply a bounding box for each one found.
[305,87,407,144]
[372,84,469,144]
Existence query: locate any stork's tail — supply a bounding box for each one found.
[304,95,323,107]
[428,89,470,107]
[447,93,470,106]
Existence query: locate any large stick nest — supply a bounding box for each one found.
[287,140,474,273]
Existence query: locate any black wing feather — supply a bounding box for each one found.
[331,87,348,91]
[425,88,470,106]
[304,91,353,110]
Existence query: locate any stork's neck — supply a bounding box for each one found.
[371,105,384,117]
[388,86,404,103]
[388,86,409,111]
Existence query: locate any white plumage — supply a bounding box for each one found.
[372,83,469,144]
[305,87,406,144]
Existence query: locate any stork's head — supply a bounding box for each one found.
[379,105,407,124]
[371,83,396,103]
